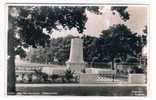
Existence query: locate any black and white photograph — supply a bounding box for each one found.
[7,4,148,96]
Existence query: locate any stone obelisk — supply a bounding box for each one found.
[66,37,85,73]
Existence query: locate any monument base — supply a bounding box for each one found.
[66,62,86,73]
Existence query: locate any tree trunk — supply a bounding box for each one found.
[111,58,115,70]
[8,15,16,94]
[7,50,16,94]
[111,58,116,81]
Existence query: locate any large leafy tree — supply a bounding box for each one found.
[8,6,129,93]
[82,35,99,62]
[99,24,144,69]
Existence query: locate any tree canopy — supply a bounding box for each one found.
[99,24,143,61]
[8,6,130,58]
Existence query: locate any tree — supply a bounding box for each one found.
[82,35,99,63]
[53,35,73,64]
[29,47,48,63]
[8,6,129,94]
[26,35,73,64]
[99,24,143,69]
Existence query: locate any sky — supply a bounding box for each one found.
[50,6,148,38]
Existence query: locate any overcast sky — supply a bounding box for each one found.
[50,6,148,38]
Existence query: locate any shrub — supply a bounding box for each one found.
[130,66,144,74]
[50,74,59,82]
[64,69,74,82]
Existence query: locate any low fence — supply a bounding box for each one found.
[86,62,112,69]
[16,62,65,71]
